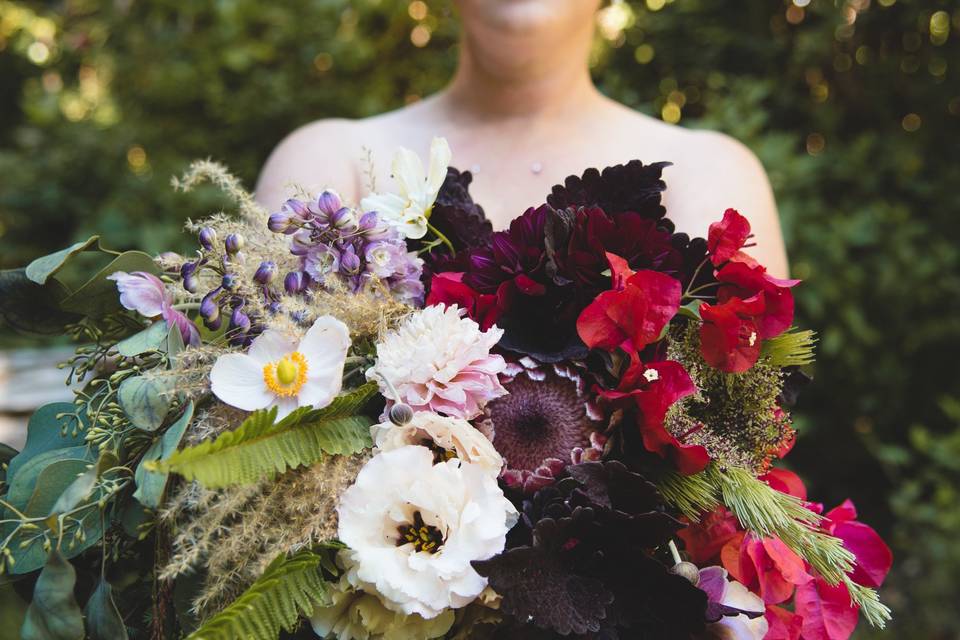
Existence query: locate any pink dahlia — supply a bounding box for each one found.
[476,358,606,494]
[367,305,507,420]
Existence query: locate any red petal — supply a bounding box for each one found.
[707,208,752,266]
[832,520,893,588]
[576,290,627,351]
[605,251,634,290]
[427,273,503,331]
[607,270,681,350]
[794,577,859,640]
[824,499,858,524]
[699,299,762,372]
[677,507,740,565]
[761,468,807,501]
[765,605,803,640]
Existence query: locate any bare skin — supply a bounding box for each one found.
[256,0,788,277]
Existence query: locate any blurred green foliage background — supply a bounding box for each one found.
[1,0,957,636]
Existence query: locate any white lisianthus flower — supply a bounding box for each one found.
[337,445,518,619]
[372,411,503,477]
[209,316,350,418]
[309,577,454,640]
[366,305,507,421]
[360,137,451,239]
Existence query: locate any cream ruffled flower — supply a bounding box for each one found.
[366,305,507,421]
[360,137,451,239]
[209,316,350,418]
[309,577,454,640]
[372,411,503,477]
[337,445,517,619]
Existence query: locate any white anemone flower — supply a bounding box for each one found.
[361,137,451,239]
[338,445,517,619]
[209,316,350,418]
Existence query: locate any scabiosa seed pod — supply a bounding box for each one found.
[284,270,308,294]
[221,273,238,290]
[199,227,217,251]
[180,261,199,293]
[389,403,414,426]
[224,233,245,254]
[253,261,276,284]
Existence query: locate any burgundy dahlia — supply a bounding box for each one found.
[476,359,604,493]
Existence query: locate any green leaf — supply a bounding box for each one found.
[118,375,174,432]
[7,403,88,481]
[187,550,331,640]
[84,578,129,640]
[0,269,82,335]
[116,320,170,357]
[58,251,159,318]
[677,299,704,320]
[134,401,194,508]
[6,447,95,512]
[20,551,85,640]
[49,451,119,516]
[24,237,101,285]
[166,318,186,360]
[151,383,377,488]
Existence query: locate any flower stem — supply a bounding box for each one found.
[427,222,455,255]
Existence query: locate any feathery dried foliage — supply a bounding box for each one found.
[160,452,370,618]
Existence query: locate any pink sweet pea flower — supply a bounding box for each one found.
[108,271,200,346]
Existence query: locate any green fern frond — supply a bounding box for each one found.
[659,464,891,628]
[188,549,331,640]
[761,327,817,366]
[149,383,377,488]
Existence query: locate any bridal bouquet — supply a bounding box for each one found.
[0,138,892,640]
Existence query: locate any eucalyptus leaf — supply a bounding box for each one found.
[84,579,129,640]
[134,401,194,508]
[0,269,82,335]
[6,447,95,512]
[166,317,186,361]
[6,403,88,481]
[59,251,159,318]
[25,459,93,518]
[24,237,101,285]
[20,551,85,640]
[0,442,18,483]
[116,320,170,357]
[49,451,119,516]
[118,375,174,432]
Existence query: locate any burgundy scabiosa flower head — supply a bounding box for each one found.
[476,358,605,494]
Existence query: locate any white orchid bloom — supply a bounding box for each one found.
[209,316,350,418]
[361,137,451,239]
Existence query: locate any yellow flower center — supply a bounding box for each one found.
[263,351,309,397]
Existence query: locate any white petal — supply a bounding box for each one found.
[210,354,273,411]
[391,146,427,197]
[361,192,406,220]
[248,329,296,365]
[297,316,351,409]
[425,137,452,196]
[272,396,299,420]
[399,211,429,240]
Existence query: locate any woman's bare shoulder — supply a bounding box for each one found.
[255,118,368,211]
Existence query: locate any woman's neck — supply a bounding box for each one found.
[438,32,602,124]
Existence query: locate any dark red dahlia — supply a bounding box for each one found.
[546,159,672,220]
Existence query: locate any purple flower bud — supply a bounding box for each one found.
[290,229,314,256]
[330,207,357,231]
[253,261,277,284]
[229,308,251,333]
[180,261,199,293]
[340,245,362,275]
[204,313,223,331]
[222,273,238,290]
[315,190,343,216]
[267,212,293,234]
[199,227,217,251]
[224,233,245,254]
[284,270,308,294]
[200,290,220,322]
[285,198,311,218]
